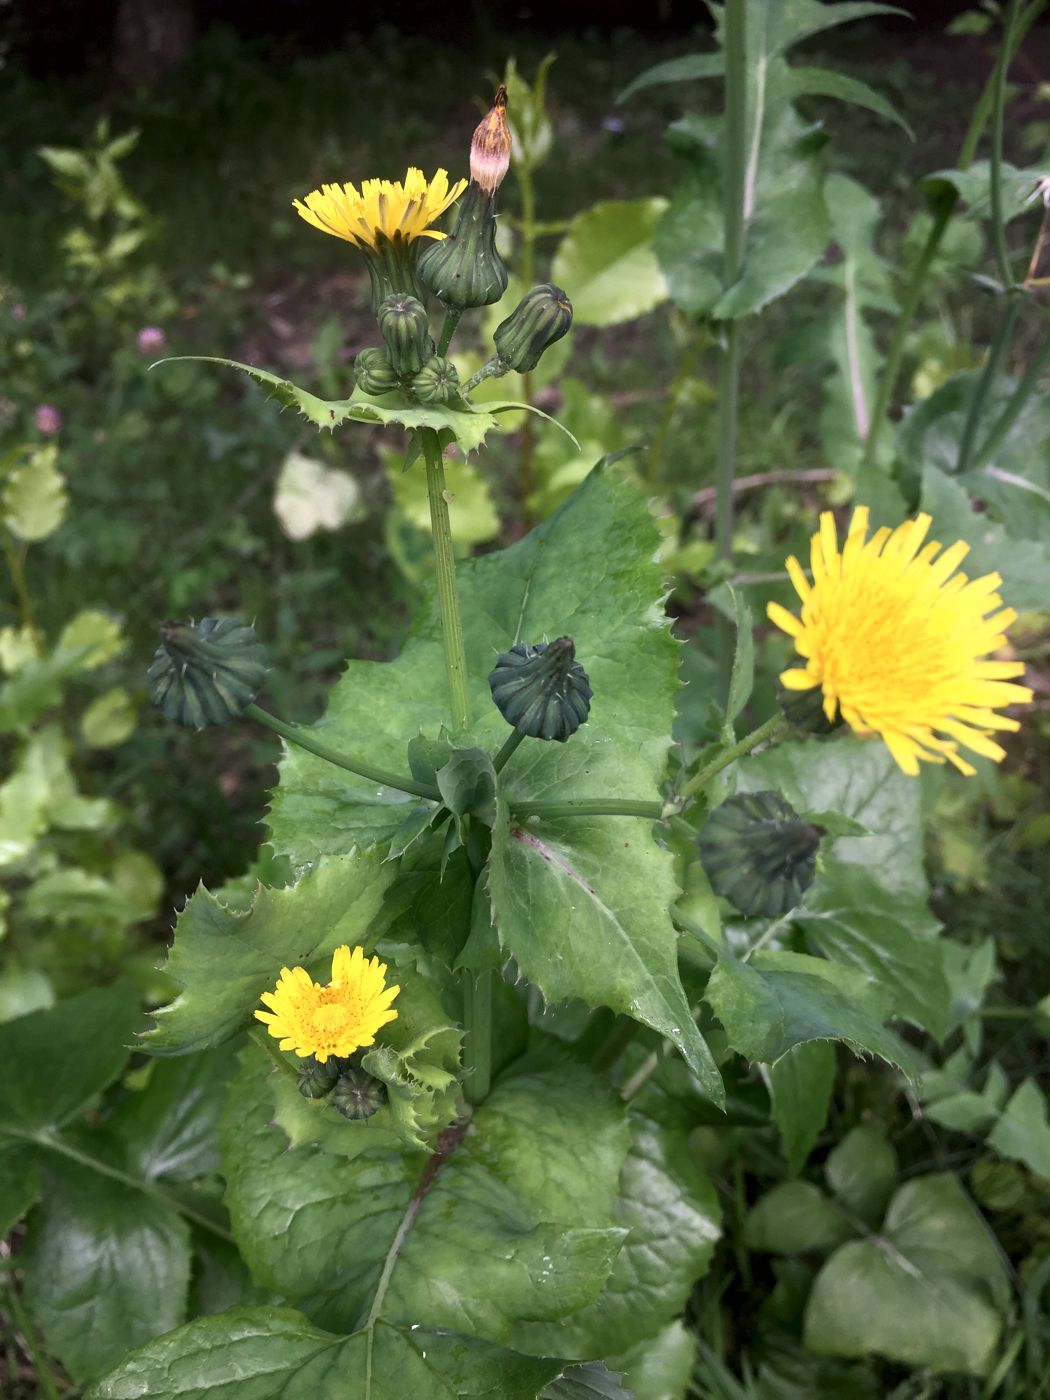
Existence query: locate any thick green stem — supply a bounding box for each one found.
[510,798,664,820]
[863,0,1045,463]
[462,358,505,395]
[493,728,527,774]
[714,0,748,697]
[956,295,1021,472]
[968,334,1050,473]
[25,1130,233,1243]
[437,307,462,356]
[246,704,439,800]
[679,713,789,802]
[462,968,493,1105]
[421,428,471,731]
[990,0,1022,289]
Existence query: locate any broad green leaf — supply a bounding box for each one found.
[160,357,552,456]
[24,1157,191,1382]
[3,443,68,541]
[88,1308,571,1400]
[768,1040,836,1175]
[713,1,906,56]
[825,1125,897,1227]
[513,1107,721,1358]
[784,67,912,137]
[804,1175,1009,1376]
[723,587,754,739]
[744,1181,853,1254]
[106,1049,239,1182]
[146,851,396,1054]
[23,867,144,927]
[436,746,497,825]
[922,162,1047,226]
[221,1047,629,1340]
[0,964,54,1023]
[988,1078,1050,1177]
[0,1142,40,1235]
[0,984,140,1136]
[920,465,1050,614]
[618,51,724,103]
[705,949,918,1078]
[541,1365,633,1398]
[551,199,670,327]
[81,686,136,747]
[797,860,950,1040]
[609,1321,695,1400]
[736,736,927,895]
[0,624,38,672]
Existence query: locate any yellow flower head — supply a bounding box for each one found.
[255,944,400,1063]
[293,168,467,252]
[768,507,1033,776]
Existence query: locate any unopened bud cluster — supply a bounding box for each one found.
[296,1053,387,1120]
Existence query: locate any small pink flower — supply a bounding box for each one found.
[34,404,62,436]
[137,326,167,356]
[11,303,26,322]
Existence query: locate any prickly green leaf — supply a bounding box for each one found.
[0,984,141,1136]
[161,358,515,455]
[551,199,669,327]
[705,949,918,1079]
[540,1363,633,1398]
[804,1175,1010,1376]
[768,1040,836,1175]
[88,1309,572,1400]
[221,1047,629,1341]
[491,796,721,1100]
[145,852,395,1055]
[24,1157,191,1383]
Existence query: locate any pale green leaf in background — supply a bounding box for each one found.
[552,199,670,327]
[804,1175,1010,1376]
[81,686,137,747]
[987,1078,1050,1177]
[2,443,68,541]
[824,1125,898,1227]
[767,1039,837,1175]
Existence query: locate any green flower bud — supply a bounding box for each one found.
[331,1065,387,1120]
[488,636,592,742]
[698,790,822,919]
[417,180,509,310]
[297,1057,339,1100]
[354,347,400,396]
[411,354,460,405]
[147,618,268,729]
[493,283,573,373]
[776,679,845,737]
[377,293,435,376]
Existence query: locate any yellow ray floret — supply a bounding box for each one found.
[255,944,400,1063]
[768,507,1033,777]
[293,168,467,251]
